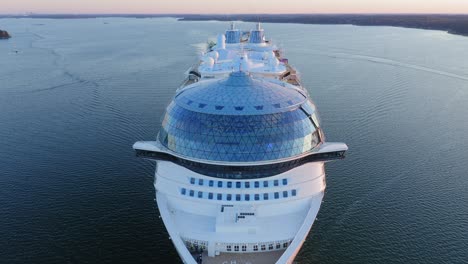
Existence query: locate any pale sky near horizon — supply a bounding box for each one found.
[2,0,468,14]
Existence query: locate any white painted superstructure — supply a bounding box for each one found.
[134,23,347,264]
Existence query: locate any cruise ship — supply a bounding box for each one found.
[133,23,348,264]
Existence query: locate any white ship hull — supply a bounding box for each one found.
[155,161,326,264]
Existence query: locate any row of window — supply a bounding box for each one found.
[180,188,297,201]
[189,177,288,188]
[226,241,289,252]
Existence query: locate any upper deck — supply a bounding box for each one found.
[181,22,302,89]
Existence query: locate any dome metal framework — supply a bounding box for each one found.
[159,72,321,162]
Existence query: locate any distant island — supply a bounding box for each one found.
[1,14,468,37]
[0,29,11,39]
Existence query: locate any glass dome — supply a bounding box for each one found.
[159,72,321,162]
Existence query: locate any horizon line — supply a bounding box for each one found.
[2,12,468,16]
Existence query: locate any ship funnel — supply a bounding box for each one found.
[217,34,226,50]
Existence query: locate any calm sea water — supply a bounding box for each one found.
[1,18,467,264]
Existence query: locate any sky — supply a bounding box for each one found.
[2,0,468,14]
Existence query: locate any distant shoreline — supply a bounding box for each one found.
[1,14,468,37]
[179,14,468,37]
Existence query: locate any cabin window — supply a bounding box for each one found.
[292,189,297,196]
[198,179,203,185]
[254,181,260,188]
[217,193,222,200]
[208,193,213,200]
[209,180,214,187]
[181,188,186,195]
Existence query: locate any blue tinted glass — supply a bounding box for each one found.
[255,194,260,200]
[198,191,203,198]
[198,179,203,186]
[189,190,194,197]
[227,194,232,201]
[181,188,186,195]
[209,180,214,187]
[245,194,250,201]
[227,182,232,188]
[274,192,279,199]
[283,191,288,198]
[190,178,195,184]
[236,194,241,201]
[245,182,250,188]
[254,181,259,188]
[218,181,223,188]
[236,182,241,188]
[263,181,268,187]
[208,193,213,199]
[274,180,279,186]
[292,189,297,196]
[217,193,222,200]
[263,193,269,200]
[282,179,288,185]
[159,103,319,162]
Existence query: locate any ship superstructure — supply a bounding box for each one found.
[133,23,347,264]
